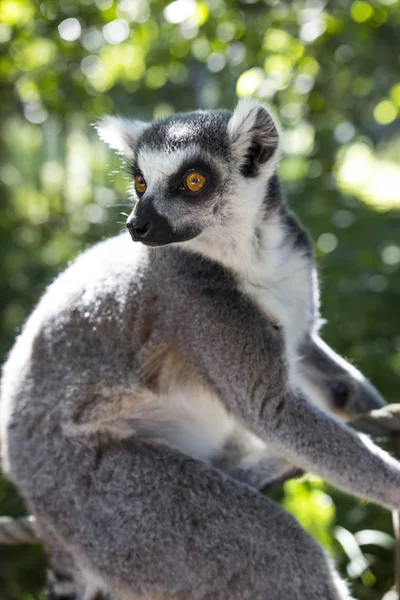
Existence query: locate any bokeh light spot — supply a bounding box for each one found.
[300,18,326,43]
[367,274,387,292]
[0,0,34,25]
[334,122,356,144]
[82,28,104,52]
[0,23,12,43]
[382,245,400,265]
[374,99,398,125]
[103,20,130,45]
[336,143,400,210]
[58,18,81,42]
[236,68,264,97]
[192,2,209,26]
[351,1,374,22]
[146,65,167,89]
[216,22,235,42]
[207,52,225,73]
[83,203,107,224]
[95,0,113,9]
[391,83,400,107]
[317,233,338,253]
[164,0,196,24]
[263,28,291,52]
[153,103,174,119]
[283,122,315,155]
[180,20,198,39]
[191,37,210,61]
[41,161,64,188]
[24,102,48,124]
[118,0,150,23]
[333,210,355,229]
[294,74,314,94]
[81,55,102,78]
[335,45,355,63]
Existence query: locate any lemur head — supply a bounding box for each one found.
[97,99,279,247]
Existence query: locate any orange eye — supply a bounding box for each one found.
[135,174,147,194]
[184,172,206,192]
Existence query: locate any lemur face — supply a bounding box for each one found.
[126,110,231,246]
[97,99,280,247]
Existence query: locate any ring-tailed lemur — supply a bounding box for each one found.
[1,99,396,600]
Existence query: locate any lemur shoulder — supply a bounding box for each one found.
[0,99,393,600]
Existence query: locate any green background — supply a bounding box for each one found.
[1,0,400,598]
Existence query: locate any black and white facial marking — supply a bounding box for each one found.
[127,156,222,247]
[97,99,280,247]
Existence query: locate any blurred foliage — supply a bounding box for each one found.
[0,0,400,598]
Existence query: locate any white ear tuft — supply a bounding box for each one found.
[95,116,150,159]
[228,98,280,176]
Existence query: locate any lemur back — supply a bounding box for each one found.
[1,99,395,600]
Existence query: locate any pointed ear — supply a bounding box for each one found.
[95,116,150,159]
[227,99,280,177]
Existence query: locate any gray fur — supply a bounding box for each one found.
[0,234,386,599]
[0,100,394,599]
[0,238,349,599]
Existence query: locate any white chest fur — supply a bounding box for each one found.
[241,213,316,365]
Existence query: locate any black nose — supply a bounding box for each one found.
[126,216,150,241]
[126,200,190,246]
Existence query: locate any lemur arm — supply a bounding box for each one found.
[215,329,387,493]
[168,260,400,510]
[260,393,400,508]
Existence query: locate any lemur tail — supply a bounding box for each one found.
[0,515,39,544]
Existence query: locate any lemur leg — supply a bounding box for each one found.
[45,564,110,600]
[28,439,351,600]
[40,530,112,600]
[41,425,299,600]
